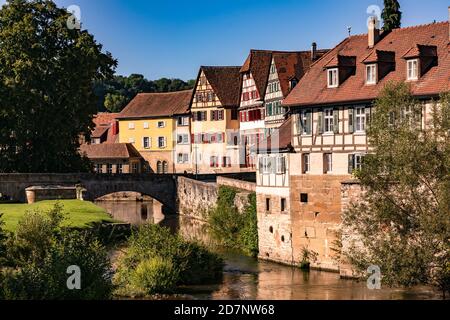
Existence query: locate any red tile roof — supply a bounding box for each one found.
[80,143,142,159]
[284,22,450,107]
[91,125,110,139]
[241,49,328,99]
[91,113,119,143]
[93,113,119,127]
[274,51,328,97]
[117,90,193,119]
[200,66,242,108]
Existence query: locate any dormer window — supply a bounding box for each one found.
[407,59,419,81]
[327,68,339,88]
[366,64,377,85]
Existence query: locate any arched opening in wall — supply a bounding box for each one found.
[269,226,274,234]
[281,235,285,243]
[157,161,163,174]
[163,161,169,174]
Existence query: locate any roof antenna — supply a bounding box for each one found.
[347,26,352,37]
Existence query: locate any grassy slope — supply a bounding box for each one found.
[0,200,115,232]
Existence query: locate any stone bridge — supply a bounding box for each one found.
[0,173,178,213]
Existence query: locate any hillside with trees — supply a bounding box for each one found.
[93,74,196,113]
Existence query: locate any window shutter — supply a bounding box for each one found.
[348,108,354,133]
[323,154,328,174]
[333,109,340,134]
[348,154,355,174]
[306,110,312,135]
[318,110,324,134]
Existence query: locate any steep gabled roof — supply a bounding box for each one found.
[241,49,328,98]
[80,143,142,159]
[273,50,328,97]
[240,50,275,98]
[117,90,193,119]
[284,22,450,107]
[200,66,242,108]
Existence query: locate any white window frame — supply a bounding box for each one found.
[128,122,135,130]
[107,164,113,174]
[324,108,334,133]
[157,121,166,128]
[143,137,151,149]
[407,59,419,81]
[177,153,184,164]
[117,164,123,174]
[128,137,135,144]
[177,134,189,145]
[354,153,365,171]
[324,153,333,173]
[327,68,339,88]
[355,107,366,132]
[366,64,377,85]
[178,116,189,126]
[143,122,149,129]
[158,136,166,149]
[303,153,310,173]
[276,156,286,174]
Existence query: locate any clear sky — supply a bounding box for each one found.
[2,0,449,80]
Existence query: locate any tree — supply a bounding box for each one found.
[0,0,117,173]
[382,0,402,32]
[93,74,195,114]
[343,82,450,297]
[104,93,128,113]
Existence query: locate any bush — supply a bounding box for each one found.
[0,213,8,266]
[238,193,259,257]
[209,187,259,257]
[114,224,223,297]
[0,204,113,300]
[130,257,179,295]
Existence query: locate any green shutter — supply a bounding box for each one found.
[333,109,340,134]
[348,107,354,133]
[318,110,324,134]
[306,110,312,135]
[348,154,355,175]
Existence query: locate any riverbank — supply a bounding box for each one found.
[0,200,115,232]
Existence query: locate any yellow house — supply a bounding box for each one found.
[191,66,242,174]
[117,90,193,174]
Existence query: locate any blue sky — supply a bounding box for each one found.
[3,0,449,80]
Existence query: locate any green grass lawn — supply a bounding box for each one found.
[0,200,115,232]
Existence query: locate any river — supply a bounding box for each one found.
[95,200,443,300]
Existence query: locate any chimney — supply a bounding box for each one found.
[368,16,380,48]
[311,42,317,61]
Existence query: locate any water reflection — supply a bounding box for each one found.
[98,200,442,300]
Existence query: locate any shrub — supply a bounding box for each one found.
[209,187,259,257]
[238,193,259,257]
[0,204,113,300]
[0,213,8,266]
[130,257,179,295]
[1,230,113,300]
[114,224,223,297]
